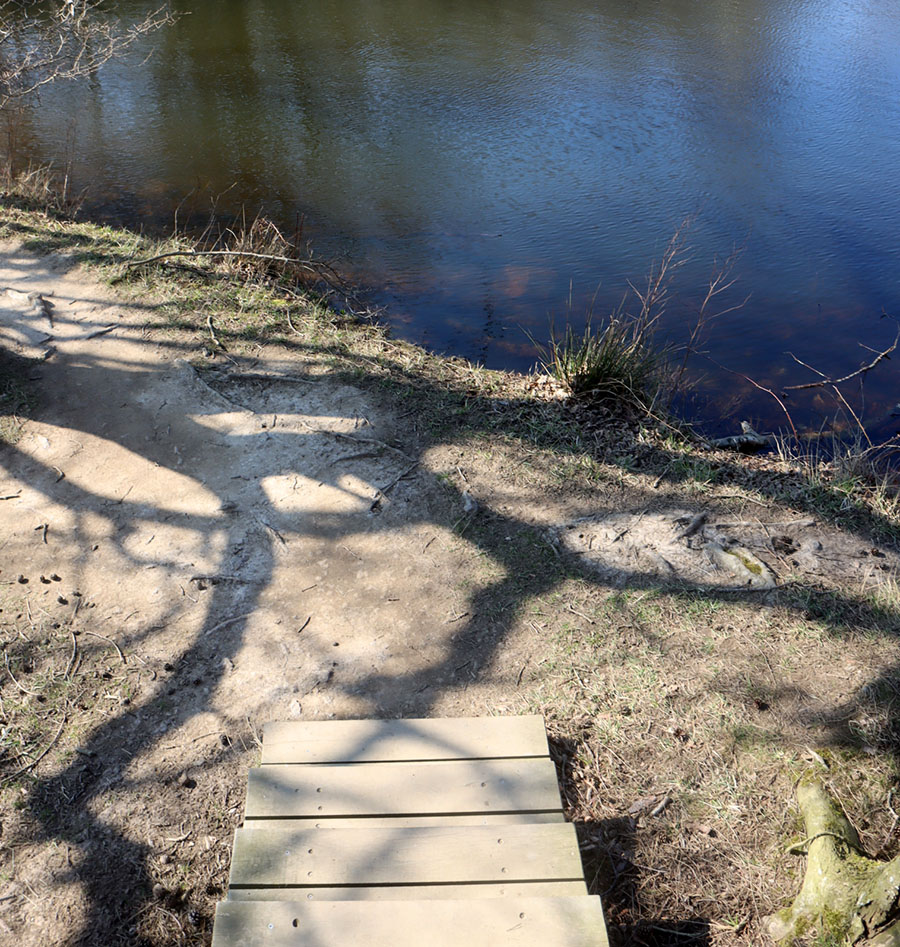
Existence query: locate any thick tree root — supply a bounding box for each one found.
[767,773,900,944]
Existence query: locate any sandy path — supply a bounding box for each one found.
[0,244,521,944]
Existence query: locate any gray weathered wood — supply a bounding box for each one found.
[261,715,550,764]
[245,758,562,819]
[212,896,609,947]
[226,880,588,901]
[229,823,583,889]
[242,812,565,830]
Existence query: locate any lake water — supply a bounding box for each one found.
[13,0,900,438]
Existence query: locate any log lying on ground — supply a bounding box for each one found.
[767,772,900,945]
[708,421,768,454]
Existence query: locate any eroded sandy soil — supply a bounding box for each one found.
[3,242,900,947]
[0,245,538,945]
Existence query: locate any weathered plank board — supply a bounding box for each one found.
[245,758,562,819]
[241,812,565,830]
[225,880,588,901]
[229,823,583,889]
[212,896,609,947]
[261,715,550,764]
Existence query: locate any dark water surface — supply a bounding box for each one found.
[15,0,900,435]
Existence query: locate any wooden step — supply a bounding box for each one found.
[244,757,563,820]
[213,715,609,946]
[226,880,588,901]
[260,715,551,764]
[228,823,584,891]
[212,896,609,947]
[241,812,565,830]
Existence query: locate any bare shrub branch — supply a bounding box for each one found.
[784,326,900,392]
[0,1,174,113]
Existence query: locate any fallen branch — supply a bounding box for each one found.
[125,249,318,270]
[784,327,899,391]
[370,461,419,510]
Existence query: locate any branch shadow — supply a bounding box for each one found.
[0,249,898,944]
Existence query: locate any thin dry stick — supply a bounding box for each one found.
[81,631,126,665]
[65,629,78,678]
[125,249,318,270]
[831,384,873,449]
[4,651,39,696]
[705,355,798,441]
[371,461,419,509]
[672,243,750,395]
[784,327,899,391]
[1,712,67,784]
[203,613,251,637]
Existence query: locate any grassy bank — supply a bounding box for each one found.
[2,198,900,946]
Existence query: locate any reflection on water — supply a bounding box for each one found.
[12,0,900,435]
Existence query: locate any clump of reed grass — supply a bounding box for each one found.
[540,310,664,407]
[537,221,749,413]
[536,222,692,409]
[0,160,79,216]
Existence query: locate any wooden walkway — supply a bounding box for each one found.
[212,715,609,946]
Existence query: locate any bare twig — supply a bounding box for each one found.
[4,651,39,696]
[82,324,117,340]
[784,328,899,391]
[1,711,66,784]
[64,629,77,678]
[370,461,418,510]
[81,631,126,665]
[704,355,798,441]
[203,613,251,637]
[125,249,318,271]
[0,3,176,113]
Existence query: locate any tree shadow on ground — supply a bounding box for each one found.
[0,245,899,945]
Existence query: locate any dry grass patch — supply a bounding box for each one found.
[521,583,900,945]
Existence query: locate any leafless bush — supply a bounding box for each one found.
[0,1,174,113]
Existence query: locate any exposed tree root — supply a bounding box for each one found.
[768,773,900,945]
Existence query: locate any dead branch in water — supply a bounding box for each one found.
[784,325,899,391]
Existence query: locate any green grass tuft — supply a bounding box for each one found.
[537,311,665,407]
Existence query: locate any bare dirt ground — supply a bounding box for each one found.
[0,244,538,944]
[1,235,900,947]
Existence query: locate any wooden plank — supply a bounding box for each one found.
[242,812,565,830]
[261,715,550,764]
[245,758,562,819]
[226,880,588,901]
[212,897,609,947]
[228,823,584,888]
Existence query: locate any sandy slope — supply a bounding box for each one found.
[0,244,522,944]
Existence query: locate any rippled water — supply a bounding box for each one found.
[13,0,900,435]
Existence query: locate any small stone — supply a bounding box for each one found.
[16,575,27,584]
[152,883,167,901]
[178,771,196,789]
